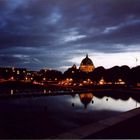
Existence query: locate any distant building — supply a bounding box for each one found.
[39,68,63,82]
[79,54,95,73]
[0,67,27,80]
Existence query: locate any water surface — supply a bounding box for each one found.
[0,90,139,138]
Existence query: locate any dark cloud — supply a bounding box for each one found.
[0,0,140,70]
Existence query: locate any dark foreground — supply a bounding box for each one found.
[0,92,121,139]
[54,107,140,139]
[86,107,140,139]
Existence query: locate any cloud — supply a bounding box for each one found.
[0,0,140,70]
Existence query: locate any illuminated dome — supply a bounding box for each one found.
[79,54,95,72]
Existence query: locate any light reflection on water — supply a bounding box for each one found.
[1,89,140,114]
[0,89,140,138]
[69,93,140,112]
[2,89,140,112]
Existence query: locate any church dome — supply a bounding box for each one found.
[80,54,95,72]
[81,55,94,65]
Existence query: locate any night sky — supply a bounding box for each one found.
[0,0,140,71]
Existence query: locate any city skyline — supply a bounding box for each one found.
[0,0,140,71]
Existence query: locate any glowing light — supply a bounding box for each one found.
[69,78,73,82]
[99,77,105,85]
[73,83,76,86]
[10,76,14,80]
[12,67,15,72]
[72,71,74,73]
[79,83,83,86]
[11,90,14,95]
[44,89,47,94]
[115,79,125,85]
[17,70,20,74]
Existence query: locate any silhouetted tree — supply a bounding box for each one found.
[92,66,105,83]
[104,66,121,84]
[120,65,131,85]
[130,66,140,86]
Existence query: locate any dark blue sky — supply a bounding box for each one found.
[0,0,140,71]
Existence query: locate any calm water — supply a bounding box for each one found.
[0,89,140,138]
